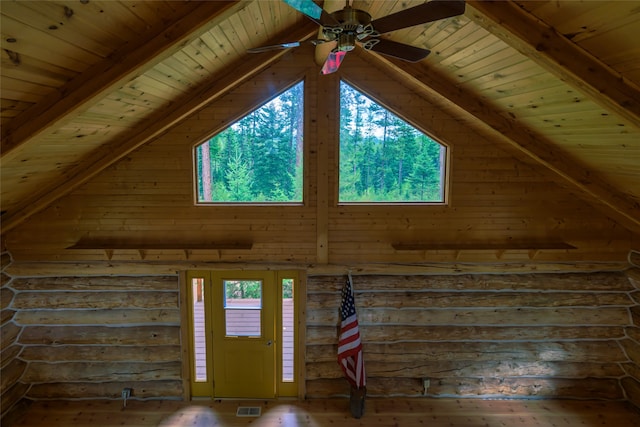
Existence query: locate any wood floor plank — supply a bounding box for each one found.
[9,398,640,427]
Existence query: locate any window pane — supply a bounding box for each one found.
[224,280,262,336]
[339,81,446,203]
[282,278,294,382]
[191,278,207,382]
[195,82,304,203]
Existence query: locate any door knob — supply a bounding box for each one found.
[266,340,273,346]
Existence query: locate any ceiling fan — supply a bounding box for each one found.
[248,0,466,74]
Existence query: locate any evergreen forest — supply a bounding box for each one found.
[339,81,445,202]
[194,80,445,203]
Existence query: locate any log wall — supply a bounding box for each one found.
[2,263,640,415]
[1,251,29,421]
[306,271,639,401]
[621,268,640,407]
[2,273,182,405]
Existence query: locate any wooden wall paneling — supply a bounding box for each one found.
[4,47,321,264]
[325,48,633,261]
[358,52,640,236]
[1,23,319,237]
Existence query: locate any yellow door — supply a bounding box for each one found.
[211,271,276,398]
[186,270,300,399]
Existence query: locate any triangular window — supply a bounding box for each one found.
[194,81,304,203]
[339,81,447,203]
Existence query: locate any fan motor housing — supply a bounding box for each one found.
[328,6,371,32]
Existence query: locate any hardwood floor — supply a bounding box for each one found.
[8,398,640,427]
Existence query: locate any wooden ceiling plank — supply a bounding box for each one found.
[0,1,244,164]
[358,51,640,234]
[0,22,320,235]
[466,1,640,130]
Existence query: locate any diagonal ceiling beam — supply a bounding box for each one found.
[0,0,244,164]
[1,22,320,235]
[357,50,640,234]
[466,0,640,130]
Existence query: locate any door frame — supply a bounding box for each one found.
[180,269,306,400]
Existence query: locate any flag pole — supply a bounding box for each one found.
[339,270,366,418]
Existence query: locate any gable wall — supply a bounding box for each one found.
[2,47,634,265]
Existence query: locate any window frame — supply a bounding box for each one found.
[192,80,306,206]
[337,79,450,206]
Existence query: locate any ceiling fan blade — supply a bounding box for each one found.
[283,0,340,27]
[315,39,337,66]
[370,0,466,34]
[364,39,431,62]
[321,50,347,75]
[247,41,301,53]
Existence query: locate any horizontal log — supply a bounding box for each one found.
[306,360,624,380]
[631,305,640,325]
[626,326,640,343]
[1,308,16,325]
[4,261,629,276]
[19,325,180,345]
[1,288,14,310]
[19,345,181,362]
[0,272,10,288]
[0,381,29,418]
[307,291,632,309]
[22,361,181,382]
[15,309,180,325]
[621,338,640,365]
[1,321,21,349]
[627,268,640,288]
[10,276,178,291]
[26,380,183,399]
[308,272,634,292]
[12,291,178,309]
[0,358,27,394]
[306,377,624,399]
[308,307,631,326]
[306,341,627,363]
[306,325,626,345]
[1,344,22,369]
[621,377,640,409]
[622,362,640,380]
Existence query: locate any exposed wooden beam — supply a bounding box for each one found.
[0,22,320,235]
[4,261,629,277]
[0,1,244,163]
[466,0,640,130]
[356,51,640,234]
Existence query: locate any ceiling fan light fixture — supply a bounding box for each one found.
[337,33,357,52]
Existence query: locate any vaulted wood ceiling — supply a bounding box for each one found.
[1,0,639,238]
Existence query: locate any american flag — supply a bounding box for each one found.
[337,276,366,389]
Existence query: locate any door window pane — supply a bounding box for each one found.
[282,278,294,382]
[224,280,262,336]
[191,277,207,382]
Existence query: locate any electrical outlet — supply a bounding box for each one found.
[121,388,132,399]
[422,378,430,395]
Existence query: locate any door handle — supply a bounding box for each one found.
[266,340,273,346]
